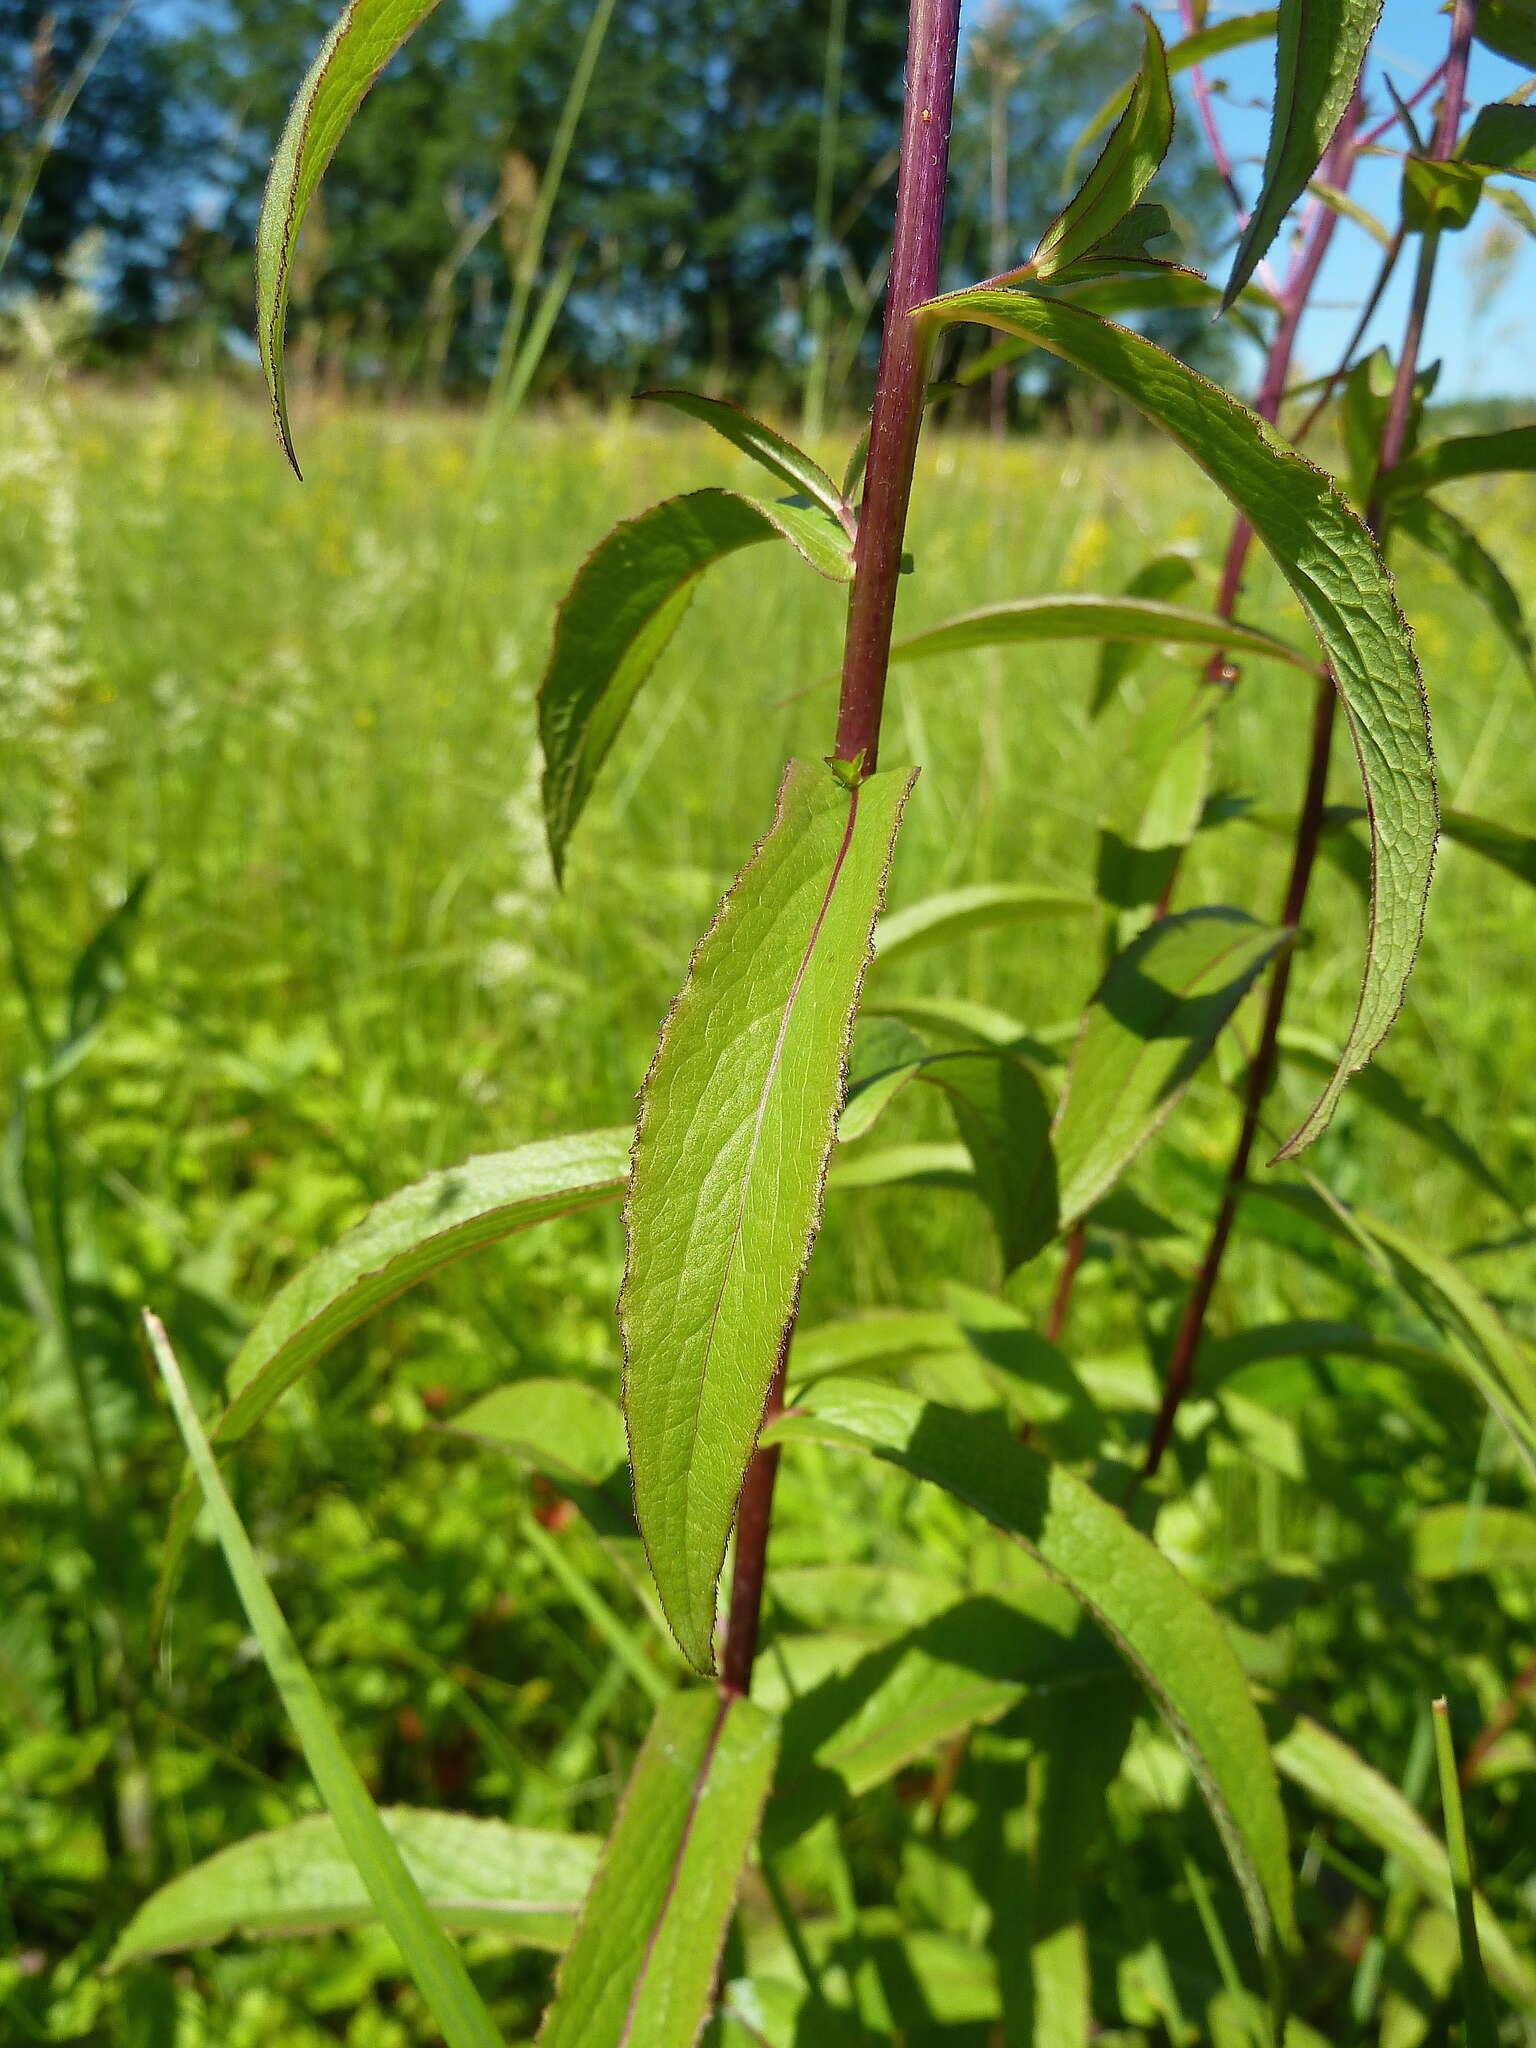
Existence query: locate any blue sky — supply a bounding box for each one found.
[991,0,1536,400]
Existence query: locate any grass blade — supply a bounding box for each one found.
[141,1312,503,2048]
[1431,1697,1499,2048]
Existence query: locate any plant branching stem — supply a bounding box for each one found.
[721,0,962,1694]
[1140,0,1476,1482]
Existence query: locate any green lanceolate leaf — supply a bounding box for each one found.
[257,0,445,473]
[1071,12,1277,170]
[874,881,1096,968]
[1394,494,1535,682]
[765,1378,1297,1984]
[623,759,916,1672]
[538,1689,777,2047]
[920,1052,1057,1271]
[1272,1712,1536,2006]
[1223,0,1382,307]
[638,389,852,530]
[153,1132,630,1645]
[108,1811,599,1966]
[142,1316,504,2048]
[885,594,1313,676]
[1031,9,1173,281]
[1383,424,1536,499]
[918,288,1436,1156]
[539,490,851,879]
[1053,909,1289,1224]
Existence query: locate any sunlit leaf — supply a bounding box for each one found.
[537,1689,777,2047]
[1223,0,1382,306]
[1070,11,1278,168]
[886,594,1312,677]
[638,389,852,529]
[540,491,851,878]
[623,759,915,1672]
[1384,424,1536,499]
[1463,101,1536,179]
[153,1132,631,1645]
[1413,1504,1536,1579]
[874,882,1096,968]
[1053,908,1289,1224]
[1031,10,1173,281]
[1403,157,1485,233]
[108,1811,598,1966]
[765,1378,1296,1989]
[257,0,446,472]
[1441,806,1536,889]
[917,288,1436,1156]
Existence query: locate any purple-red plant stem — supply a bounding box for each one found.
[834,0,963,768]
[1140,0,1476,1485]
[721,0,962,1698]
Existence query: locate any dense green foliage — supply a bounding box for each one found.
[3,377,1535,2042]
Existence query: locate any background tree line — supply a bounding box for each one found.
[0,0,1230,416]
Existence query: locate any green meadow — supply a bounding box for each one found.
[4,373,1534,2041]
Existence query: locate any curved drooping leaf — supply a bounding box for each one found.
[828,1139,975,1194]
[885,595,1313,676]
[922,1052,1058,1271]
[1031,10,1173,281]
[537,1689,777,2048]
[1053,909,1290,1224]
[1383,424,1536,500]
[863,990,1045,1050]
[1414,1503,1536,1579]
[1071,11,1278,167]
[1272,1712,1536,2005]
[540,490,852,879]
[765,1378,1297,1985]
[257,0,445,472]
[1223,0,1382,307]
[153,1132,631,1643]
[108,1811,599,1966]
[637,389,852,530]
[623,759,916,1672]
[1394,495,1535,683]
[143,1317,504,2048]
[918,287,1436,1157]
[874,882,1097,969]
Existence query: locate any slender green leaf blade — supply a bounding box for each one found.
[764,1378,1297,1980]
[108,1811,599,1966]
[918,289,1436,1155]
[1054,908,1289,1224]
[257,0,445,473]
[1384,424,1536,499]
[1431,1700,1500,2048]
[1070,12,1277,169]
[1394,494,1535,682]
[1223,0,1382,306]
[142,1315,503,2048]
[153,1132,630,1644]
[887,595,1312,674]
[538,1689,777,2048]
[623,759,916,1671]
[1033,10,1173,280]
[638,389,851,529]
[875,882,1096,968]
[540,490,852,878]
[1441,805,1536,888]
[1273,1711,1536,2005]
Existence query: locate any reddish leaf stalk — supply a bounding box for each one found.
[721,0,962,1695]
[1141,0,1476,1482]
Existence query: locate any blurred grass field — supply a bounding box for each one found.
[3,371,1534,2041]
